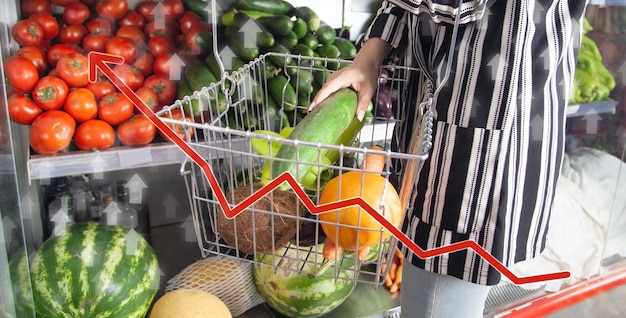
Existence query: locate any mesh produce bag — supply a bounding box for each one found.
[166,257,265,317]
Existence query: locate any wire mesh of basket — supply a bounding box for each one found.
[159,52,432,287]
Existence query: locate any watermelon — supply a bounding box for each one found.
[29,222,160,318]
[2,248,35,318]
[252,243,357,318]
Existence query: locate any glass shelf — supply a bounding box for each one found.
[566,100,617,118]
[27,122,397,181]
[588,0,626,6]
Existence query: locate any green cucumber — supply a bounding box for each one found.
[292,18,308,39]
[272,88,365,190]
[224,26,261,61]
[177,77,204,117]
[333,37,357,58]
[291,68,314,95]
[256,15,294,37]
[279,31,299,49]
[299,33,319,50]
[205,53,246,77]
[184,59,218,92]
[316,44,341,59]
[291,43,315,57]
[312,69,333,86]
[288,43,315,68]
[268,74,297,111]
[316,23,336,45]
[182,0,212,20]
[184,60,228,113]
[230,0,294,15]
[316,44,342,69]
[263,43,292,67]
[232,12,276,47]
[293,6,321,32]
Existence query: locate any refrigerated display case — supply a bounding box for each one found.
[2,0,626,317]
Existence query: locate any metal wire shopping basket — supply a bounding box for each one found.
[159,52,433,286]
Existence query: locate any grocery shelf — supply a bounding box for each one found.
[26,140,241,181]
[566,100,617,118]
[27,121,396,181]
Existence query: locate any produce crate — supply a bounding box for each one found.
[162,52,432,287]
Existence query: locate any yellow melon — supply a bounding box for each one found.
[149,289,232,318]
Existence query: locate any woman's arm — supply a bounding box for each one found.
[309,1,406,121]
[310,38,392,121]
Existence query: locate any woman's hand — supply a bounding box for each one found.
[310,37,392,121]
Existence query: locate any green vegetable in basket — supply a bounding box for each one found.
[272,88,366,191]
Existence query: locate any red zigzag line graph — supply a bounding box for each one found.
[89,52,570,285]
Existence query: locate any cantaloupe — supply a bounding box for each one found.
[149,289,232,318]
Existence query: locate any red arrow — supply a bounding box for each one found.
[88,51,570,285]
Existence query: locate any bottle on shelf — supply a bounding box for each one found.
[68,175,96,223]
[93,184,114,221]
[101,180,138,230]
[47,177,75,236]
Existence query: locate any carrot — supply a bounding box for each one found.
[382,247,404,294]
[322,237,342,260]
[361,145,385,173]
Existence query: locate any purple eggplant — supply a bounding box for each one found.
[374,84,396,119]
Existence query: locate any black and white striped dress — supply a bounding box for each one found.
[367,0,588,285]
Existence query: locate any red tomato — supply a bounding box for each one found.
[3,56,39,93]
[7,93,43,125]
[56,53,89,87]
[86,18,114,36]
[98,92,134,125]
[115,25,145,44]
[64,88,98,122]
[185,22,212,55]
[132,51,155,77]
[136,1,157,21]
[82,34,111,52]
[135,86,159,111]
[162,0,185,20]
[118,10,145,29]
[159,108,195,141]
[148,35,175,57]
[15,46,48,76]
[29,110,76,155]
[74,119,116,150]
[179,11,202,35]
[105,36,137,63]
[58,24,88,44]
[85,75,115,100]
[63,2,90,25]
[11,19,44,46]
[152,54,170,76]
[117,114,156,146]
[143,74,176,106]
[112,63,144,91]
[51,0,79,5]
[21,0,52,18]
[47,43,77,67]
[144,19,180,39]
[31,76,69,110]
[96,0,128,20]
[28,13,59,40]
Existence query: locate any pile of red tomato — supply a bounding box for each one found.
[6,0,210,155]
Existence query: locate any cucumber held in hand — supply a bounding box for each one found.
[272,88,365,191]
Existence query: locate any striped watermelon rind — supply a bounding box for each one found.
[30,222,160,318]
[252,243,357,318]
